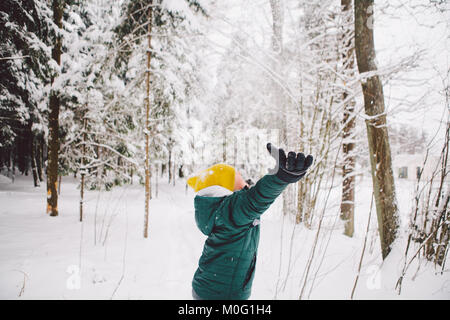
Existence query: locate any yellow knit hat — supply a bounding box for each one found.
[187,164,236,192]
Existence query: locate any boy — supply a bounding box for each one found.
[187,143,313,300]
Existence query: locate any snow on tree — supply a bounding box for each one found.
[0,0,53,185]
[113,0,207,237]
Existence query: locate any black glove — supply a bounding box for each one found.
[266,143,313,183]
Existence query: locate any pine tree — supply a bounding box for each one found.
[46,0,64,216]
[0,0,52,184]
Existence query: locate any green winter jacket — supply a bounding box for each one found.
[192,174,288,300]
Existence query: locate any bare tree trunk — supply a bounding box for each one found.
[270,0,283,54]
[340,0,356,237]
[80,174,85,222]
[46,0,63,216]
[173,159,176,186]
[11,152,15,182]
[155,162,158,198]
[29,123,40,187]
[168,148,172,184]
[80,116,87,222]
[434,124,449,266]
[143,1,153,238]
[354,0,399,259]
[429,121,449,266]
[36,136,43,182]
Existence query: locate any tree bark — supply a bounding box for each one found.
[354,0,399,259]
[46,0,63,216]
[11,151,16,182]
[340,0,356,237]
[36,136,44,182]
[80,116,87,222]
[143,1,153,238]
[29,122,40,187]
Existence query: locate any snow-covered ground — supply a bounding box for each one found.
[0,174,448,299]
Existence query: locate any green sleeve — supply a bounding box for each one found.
[231,174,288,225]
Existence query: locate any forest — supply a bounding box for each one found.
[0,0,449,300]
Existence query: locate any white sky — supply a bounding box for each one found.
[375,0,449,152]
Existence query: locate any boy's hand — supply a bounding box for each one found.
[266,143,313,183]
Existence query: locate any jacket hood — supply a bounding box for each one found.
[194,186,232,236]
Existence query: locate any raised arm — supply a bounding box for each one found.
[231,143,314,225]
